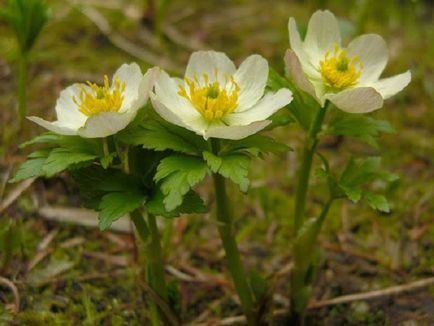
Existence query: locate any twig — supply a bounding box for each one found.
[37,206,132,233]
[0,177,36,213]
[322,242,380,264]
[74,3,182,73]
[308,277,434,309]
[83,251,128,267]
[166,265,195,282]
[180,263,232,289]
[27,248,53,273]
[59,237,86,248]
[0,276,20,314]
[163,25,205,51]
[138,278,181,326]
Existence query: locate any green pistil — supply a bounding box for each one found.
[336,58,349,72]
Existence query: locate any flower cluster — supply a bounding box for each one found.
[18,9,411,326]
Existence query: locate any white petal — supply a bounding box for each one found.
[27,116,78,135]
[151,95,208,137]
[77,112,133,138]
[347,34,388,84]
[234,54,268,111]
[288,17,321,78]
[371,70,411,99]
[54,84,87,128]
[304,10,341,65]
[151,95,192,129]
[128,66,158,113]
[325,87,384,113]
[284,49,319,101]
[154,70,201,121]
[288,17,305,61]
[226,88,293,125]
[205,120,271,140]
[113,62,143,111]
[185,51,236,85]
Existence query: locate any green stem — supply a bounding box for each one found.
[17,52,28,123]
[289,198,334,326]
[125,144,168,325]
[102,138,110,157]
[131,210,169,326]
[293,102,329,234]
[211,140,256,326]
[147,213,169,303]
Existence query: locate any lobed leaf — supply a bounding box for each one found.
[42,148,97,177]
[98,191,145,231]
[117,120,206,154]
[218,154,251,192]
[10,148,51,182]
[146,190,207,218]
[222,134,290,157]
[155,155,209,211]
[326,109,395,148]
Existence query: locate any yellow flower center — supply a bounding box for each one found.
[178,69,240,121]
[319,45,362,90]
[73,76,126,117]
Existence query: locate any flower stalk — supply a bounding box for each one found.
[290,102,330,325]
[290,197,334,326]
[293,102,328,234]
[131,209,170,325]
[211,139,256,326]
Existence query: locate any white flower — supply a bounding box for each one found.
[151,50,293,140]
[285,10,411,113]
[28,63,158,138]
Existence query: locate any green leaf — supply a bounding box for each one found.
[83,168,143,194]
[71,165,144,209]
[339,157,382,188]
[365,192,390,213]
[155,155,209,211]
[268,67,321,130]
[202,151,222,172]
[223,134,290,156]
[267,67,291,91]
[340,185,362,203]
[19,132,61,148]
[19,132,101,155]
[42,148,97,177]
[100,152,116,169]
[263,109,295,131]
[218,154,250,192]
[293,217,323,270]
[117,120,205,154]
[146,190,207,218]
[98,191,144,231]
[337,157,396,211]
[326,109,395,148]
[10,148,51,182]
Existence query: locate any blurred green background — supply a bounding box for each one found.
[0,0,433,324]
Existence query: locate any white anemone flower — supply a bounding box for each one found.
[285,10,411,113]
[151,51,293,140]
[28,63,158,138]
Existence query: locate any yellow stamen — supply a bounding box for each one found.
[73,75,126,117]
[178,70,240,121]
[319,45,362,90]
